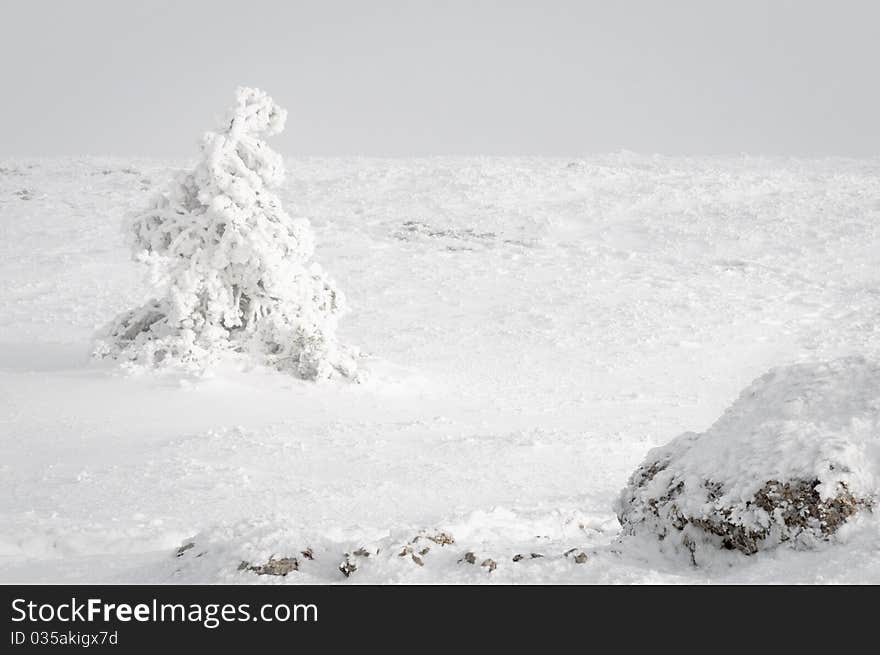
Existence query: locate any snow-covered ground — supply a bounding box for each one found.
[1,154,879,583]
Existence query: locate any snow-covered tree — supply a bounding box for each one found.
[94,87,359,381]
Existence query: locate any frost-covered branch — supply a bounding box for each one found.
[94,87,359,381]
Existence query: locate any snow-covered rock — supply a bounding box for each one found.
[617,357,879,560]
[94,87,359,380]
[156,508,604,584]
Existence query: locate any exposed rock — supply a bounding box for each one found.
[563,549,588,564]
[246,556,298,576]
[175,542,195,558]
[338,546,378,578]
[422,530,455,546]
[618,357,878,560]
[338,556,358,578]
[512,553,544,562]
[397,530,454,567]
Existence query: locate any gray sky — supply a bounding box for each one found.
[2,0,878,157]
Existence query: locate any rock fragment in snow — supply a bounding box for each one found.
[338,546,377,578]
[246,557,298,576]
[175,542,195,558]
[563,549,588,564]
[338,556,358,578]
[423,530,455,546]
[512,553,544,562]
[397,530,454,565]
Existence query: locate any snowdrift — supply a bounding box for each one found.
[617,357,878,561]
[6,152,880,583]
[161,508,604,584]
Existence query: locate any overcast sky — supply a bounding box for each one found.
[2,0,878,157]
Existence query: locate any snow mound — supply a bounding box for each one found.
[166,519,474,583]
[159,507,608,583]
[617,356,879,560]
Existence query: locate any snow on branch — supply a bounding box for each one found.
[94,87,360,381]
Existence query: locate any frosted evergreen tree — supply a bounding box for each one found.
[94,87,359,381]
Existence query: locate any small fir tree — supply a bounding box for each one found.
[95,87,358,381]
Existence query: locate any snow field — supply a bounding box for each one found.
[1,154,879,582]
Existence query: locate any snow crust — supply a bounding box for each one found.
[2,153,880,583]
